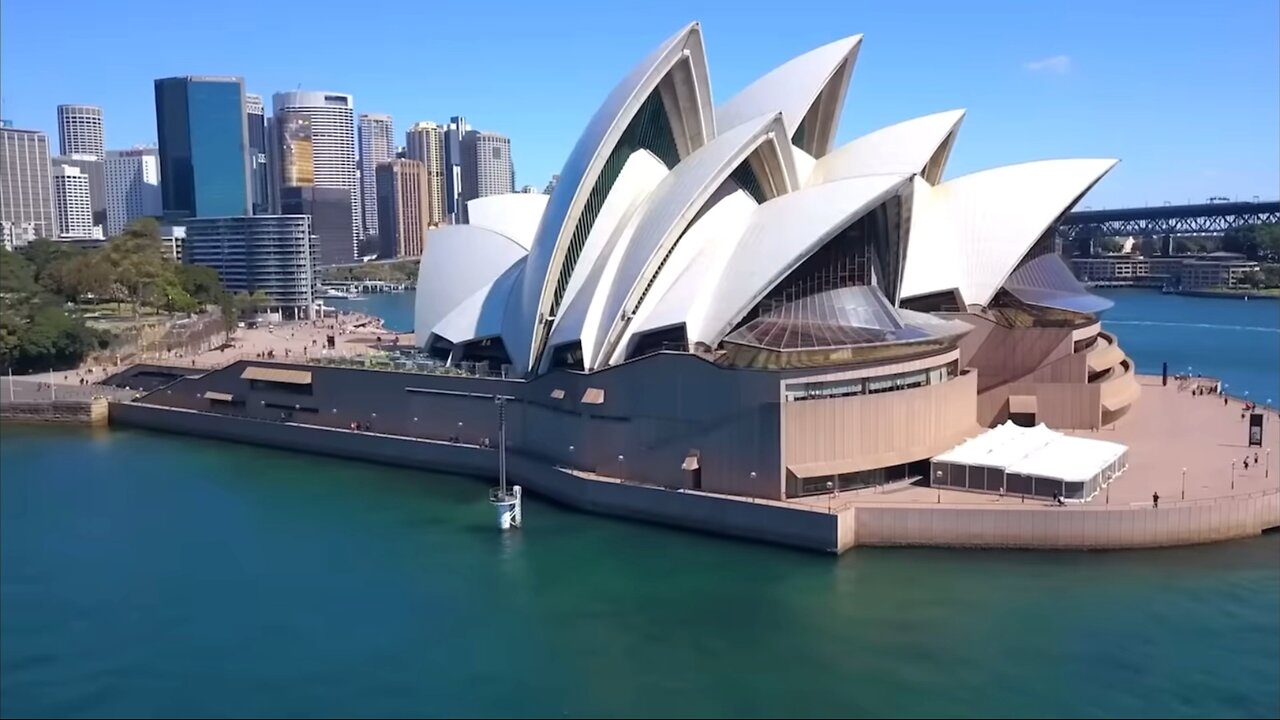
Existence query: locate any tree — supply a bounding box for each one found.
[0,248,39,297]
[104,219,169,319]
[239,290,273,313]
[1222,223,1280,261]
[20,238,74,288]
[218,291,240,344]
[175,264,222,305]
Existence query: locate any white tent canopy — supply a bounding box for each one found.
[932,421,1128,500]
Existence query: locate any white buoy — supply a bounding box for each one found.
[491,485,522,530]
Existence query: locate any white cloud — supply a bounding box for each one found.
[1024,55,1071,75]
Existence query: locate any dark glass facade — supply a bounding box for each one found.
[247,106,270,214]
[279,185,354,267]
[443,116,466,221]
[154,77,251,220]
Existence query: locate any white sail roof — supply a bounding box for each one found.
[414,225,528,341]
[900,158,1118,306]
[693,174,911,347]
[432,259,525,345]
[592,113,797,368]
[465,193,548,250]
[717,35,862,157]
[510,22,715,373]
[809,109,965,186]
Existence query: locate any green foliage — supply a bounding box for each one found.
[1221,223,1280,261]
[104,220,170,318]
[176,264,222,304]
[1,216,230,372]
[0,248,39,296]
[0,251,110,373]
[322,259,419,284]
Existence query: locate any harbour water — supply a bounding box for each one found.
[2,291,1278,718]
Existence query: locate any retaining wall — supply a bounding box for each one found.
[110,402,839,553]
[848,492,1280,549]
[1,399,108,426]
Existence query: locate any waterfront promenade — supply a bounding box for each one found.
[836,375,1279,508]
[106,355,1279,553]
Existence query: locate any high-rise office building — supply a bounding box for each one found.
[272,91,361,259]
[279,185,354,267]
[246,93,271,214]
[105,147,162,236]
[273,110,315,188]
[404,121,445,227]
[358,113,395,239]
[375,159,428,259]
[184,215,317,319]
[442,116,469,223]
[272,106,354,267]
[52,164,95,238]
[56,104,105,159]
[0,126,56,247]
[544,174,559,195]
[52,153,106,234]
[460,130,514,211]
[154,76,252,220]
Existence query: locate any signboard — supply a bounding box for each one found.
[1249,413,1264,447]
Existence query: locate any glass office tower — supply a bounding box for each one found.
[154,76,251,220]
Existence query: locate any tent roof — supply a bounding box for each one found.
[934,421,1127,484]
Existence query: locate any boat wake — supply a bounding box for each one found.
[1105,320,1280,333]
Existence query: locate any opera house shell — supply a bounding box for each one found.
[414,22,1140,499]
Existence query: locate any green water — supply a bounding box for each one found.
[2,291,1278,718]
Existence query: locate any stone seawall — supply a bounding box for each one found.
[110,402,840,553]
[109,401,1280,555]
[841,492,1280,550]
[1,398,109,426]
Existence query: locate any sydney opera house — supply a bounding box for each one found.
[409,22,1139,499]
[115,22,1154,552]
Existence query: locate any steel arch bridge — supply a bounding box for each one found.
[1058,200,1279,239]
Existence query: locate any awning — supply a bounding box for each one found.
[1009,395,1038,414]
[788,459,871,479]
[581,387,605,405]
[681,454,700,471]
[241,366,313,385]
[203,391,236,402]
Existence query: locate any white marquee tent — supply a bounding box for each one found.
[931,421,1128,500]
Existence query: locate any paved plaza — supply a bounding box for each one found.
[806,376,1279,509]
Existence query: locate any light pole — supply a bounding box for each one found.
[617,454,625,479]
[936,471,943,503]
[1181,467,1186,500]
[1268,449,1271,479]
[1231,460,1236,490]
[826,481,834,512]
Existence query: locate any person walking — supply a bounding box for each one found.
[1152,491,1160,509]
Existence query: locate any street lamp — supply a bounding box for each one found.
[1231,460,1236,490]
[826,481,834,512]
[1181,467,1186,500]
[936,471,943,503]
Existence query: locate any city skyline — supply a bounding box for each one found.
[2,0,1277,209]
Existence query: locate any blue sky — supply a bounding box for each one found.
[3,0,1277,208]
